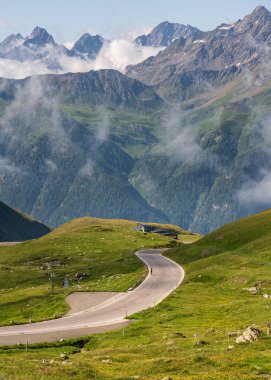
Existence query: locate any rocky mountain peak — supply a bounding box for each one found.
[24,26,56,47]
[241,5,271,26]
[135,21,203,47]
[71,33,104,59]
[250,5,270,18]
[11,33,23,41]
[0,33,24,53]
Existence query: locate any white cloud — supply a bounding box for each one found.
[159,107,204,164]
[92,39,162,73]
[238,170,271,206]
[238,115,271,207]
[0,155,18,173]
[1,75,71,152]
[0,58,52,79]
[79,159,94,179]
[0,39,163,79]
[63,41,74,50]
[45,159,57,172]
[57,54,93,74]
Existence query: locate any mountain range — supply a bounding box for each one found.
[0,6,271,233]
[0,21,205,73]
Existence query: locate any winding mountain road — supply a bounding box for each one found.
[0,249,184,345]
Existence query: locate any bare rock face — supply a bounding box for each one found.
[23,27,56,48]
[135,21,203,47]
[42,69,164,109]
[70,34,104,60]
[236,327,261,343]
[128,6,271,101]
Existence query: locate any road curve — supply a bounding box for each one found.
[0,249,184,345]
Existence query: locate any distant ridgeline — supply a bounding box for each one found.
[0,201,50,242]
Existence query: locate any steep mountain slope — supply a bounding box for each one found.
[23,26,56,48]
[0,70,167,227]
[42,69,163,108]
[0,61,271,232]
[0,34,24,55]
[128,6,271,101]
[135,21,203,47]
[129,79,271,233]
[70,33,104,59]
[0,201,50,242]
[0,69,162,109]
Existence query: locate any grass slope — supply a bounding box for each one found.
[1,210,271,379]
[0,201,50,242]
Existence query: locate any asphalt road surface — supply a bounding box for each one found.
[0,249,184,345]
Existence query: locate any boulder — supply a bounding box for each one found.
[236,327,261,344]
[246,286,259,295]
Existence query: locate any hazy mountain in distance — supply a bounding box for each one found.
[135,21,203,47]
[70,33,105,59]
[0,33,24,54]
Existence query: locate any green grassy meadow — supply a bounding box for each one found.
[0,217,189,326]
[2,211,271,379]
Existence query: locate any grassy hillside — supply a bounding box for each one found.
[1,210,271,379]
[0,201,50,242]
[0,216,192,327]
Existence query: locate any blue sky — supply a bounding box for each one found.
[0,0,269,43]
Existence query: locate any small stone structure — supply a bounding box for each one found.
[134,223,178,239]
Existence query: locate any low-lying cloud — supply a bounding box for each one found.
[0,155,19,173]
[238,170,271,206]
[159,107,204,165]
[0,59,52,79]
[92,39,162,73]
[0,40,162,80]
[237,113,271,207]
